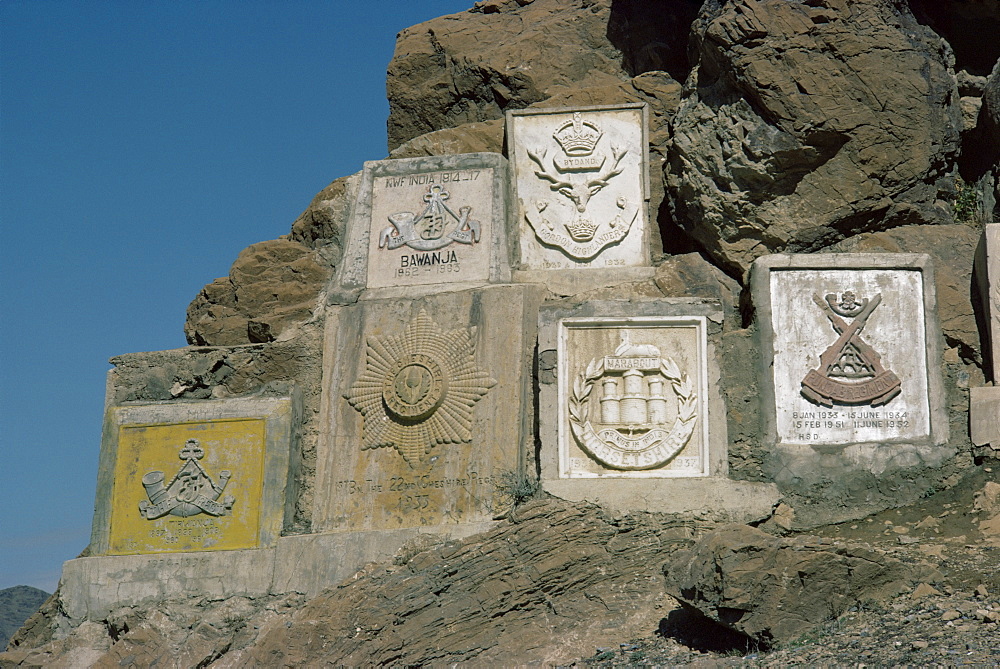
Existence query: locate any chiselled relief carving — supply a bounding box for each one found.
[524,112,638,259]
[568,330,697,470]
[345,310,496,467]
[801,291,901,407]
[139,439,235,520]
[378,184,481,252]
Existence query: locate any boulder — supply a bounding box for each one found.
[287,173,356,250]
[184,239,327,346]
[385,0,699,152]
[665,524,917,644]
[666,0,962,275]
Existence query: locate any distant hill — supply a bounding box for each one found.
[0,586,50,648]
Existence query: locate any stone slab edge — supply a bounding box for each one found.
[60,522,496,623]
[505,103,650,269]
[750,253,949,448]
[970,386,1000,446]
[90,396,299,555]
[329,152,514,303]
[974,223,1000,382]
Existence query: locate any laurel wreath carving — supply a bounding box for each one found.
[569,357,695,426]
[568,356,698,470]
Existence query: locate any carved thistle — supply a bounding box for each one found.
[800,291,901,407]
[139,439,234,520]
[568,330,697,470]
[524,112,637,260]
[345,310,496,467]
[378,184,481,252]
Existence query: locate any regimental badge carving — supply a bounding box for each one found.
[568,330,697,470]
[378,184,481,252]
[524,112,638,260]
[138,439,235,520]
[345,310,496,467]
[801,291,902,407]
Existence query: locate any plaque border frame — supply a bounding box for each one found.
[750,253,948,448]
[331,152,515,301]
[91,396,298,556]
[505,102,651,271]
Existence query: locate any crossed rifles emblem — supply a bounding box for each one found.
[800,291,901,407]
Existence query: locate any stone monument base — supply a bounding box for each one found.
[59,522,496,624]
[543,478,779,523]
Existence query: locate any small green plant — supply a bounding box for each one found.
[495,469,540,508]
[629,649,646,662]
[953,176,982,225]
[594,650,616,662]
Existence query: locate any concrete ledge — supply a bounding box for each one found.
[60,522,499,623]
[542,478,780,524]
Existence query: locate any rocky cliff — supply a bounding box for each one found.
[4,0,999,666]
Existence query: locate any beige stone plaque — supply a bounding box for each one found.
[367,168,495,288]
[558,317,709,477]
[315,284,542,532]
[507,104,649,270]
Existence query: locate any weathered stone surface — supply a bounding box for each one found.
[287,173,357,250]
[665,524,918,643]
[107,329,324,533]
[654,253,741,327]
[184,239,327,346]
[246,498,701,666]
[314,285,542,532]
[666,0,962,274]
[389,120,505,160]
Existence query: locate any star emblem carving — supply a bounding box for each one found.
[344,310,496,467]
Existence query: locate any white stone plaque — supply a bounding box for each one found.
[507,104,649,271]
[768,268,931,445]
[332,153,513,299]
[557,317,709,478]
[367,168,495,289]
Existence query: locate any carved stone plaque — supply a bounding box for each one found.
[108,419,265,555]
[91,397,295,556]
[367,171,495,288]
[315,284,543,532]
[558,317,709,478]
[506,104,649,271]
[334,153,513,297]
[752,255,947,447]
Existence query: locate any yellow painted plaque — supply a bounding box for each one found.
[108,418,266,555]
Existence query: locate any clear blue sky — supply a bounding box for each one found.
[1,0,473,592]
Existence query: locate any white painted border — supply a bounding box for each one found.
[556,316,710,478]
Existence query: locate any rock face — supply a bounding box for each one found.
[2,499,707,667]
[386,0,624,150]
[665,524,920,644]
[240,499,701,667]
[667,0,962,275]
[184,239,327,346]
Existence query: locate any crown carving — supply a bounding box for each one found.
[553,112,602,156]
[565,216,597,242]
